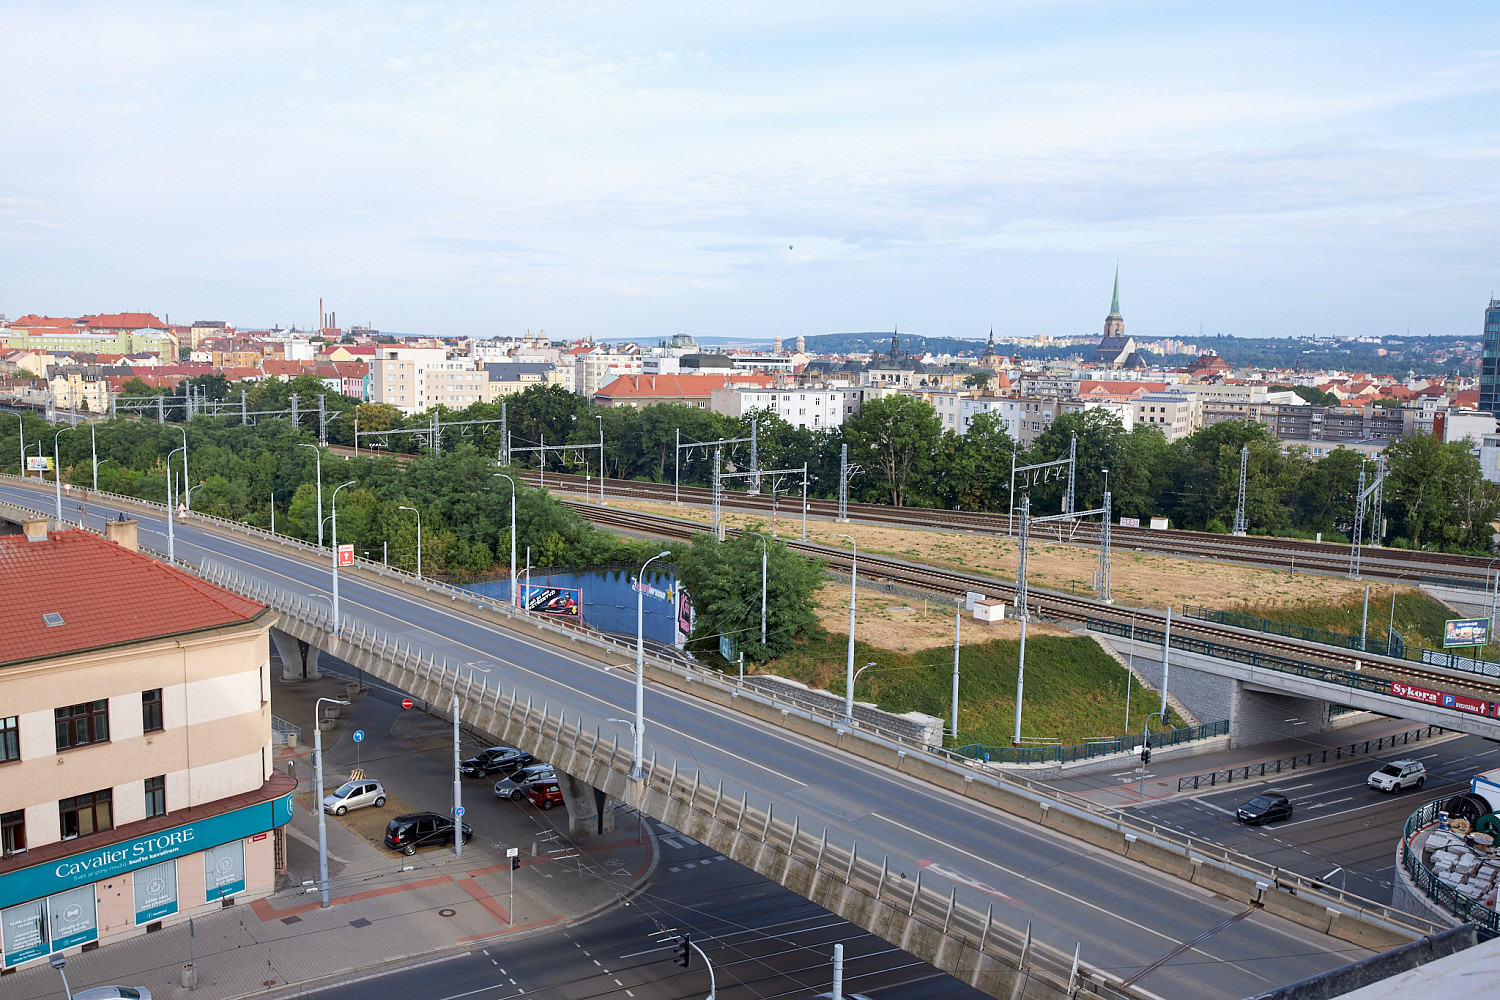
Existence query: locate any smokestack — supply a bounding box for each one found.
[105,516,139,552]
[23,516,49,542]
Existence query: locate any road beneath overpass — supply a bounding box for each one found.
[2,480,1386,1000]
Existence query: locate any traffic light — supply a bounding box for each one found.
[1163,707,1172,727]
[510,857,520,871]
[1140,744,1152,765]
[673,934,691,968]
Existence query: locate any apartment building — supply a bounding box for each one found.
[573,353,643,398]
[600,373,774,409]
[0,521,290,971]
[1133,392,1200,442]
[370,346,452,414]
[711,386,844,429]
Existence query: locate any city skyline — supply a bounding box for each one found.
[3,2,1497,340]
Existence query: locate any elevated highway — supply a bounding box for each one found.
[0,477,1442,1000]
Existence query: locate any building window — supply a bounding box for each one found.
[55,700,109,750]
[0,716,17,763]
[143,689,164,733]
[145,775,167,818]
[1,810,23,857]
[60,789,112,838]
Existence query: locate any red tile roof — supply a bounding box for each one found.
[78,312,169,330]
[0,529,267,666]
[595,373,775,400]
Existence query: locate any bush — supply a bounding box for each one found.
[1206,518,1229,534]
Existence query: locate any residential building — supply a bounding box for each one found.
[481,363,561,397]
[573,352,643,398]
[370,346,451,414]
[597,372,774,409]
[0,521,290,971]
[710,386,844,429]
[1133,392,1200,442]
[45,366,112,414]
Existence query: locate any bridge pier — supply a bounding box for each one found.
[271,626,323,680]
[1232,682,1330,746]
[556,771,618,837]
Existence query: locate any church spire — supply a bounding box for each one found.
[987,326,995,348]
[1108,264,1122,319]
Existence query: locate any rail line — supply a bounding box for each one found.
[529,470,1492,587]
[562,500,1500,708]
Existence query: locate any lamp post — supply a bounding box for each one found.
[53,425,76,522]
[330,480,356,630]
[596,413,606,505]
[1487,557,1500,637]
[633,550,673,780]
[830,533,858,723]
[167,445,185,563]
[298,443,324,548]
[398,505,422,580]
[492,474,518,608]
[756,532,768,648]
[1387,573,1412,655]
[1124,607,1153,733]
[851,661,879,703]
[49,952,73,1000]
[89,422,98,492]
[313,696,351,907]
[173,425,190,510]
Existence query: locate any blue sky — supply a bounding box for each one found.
[2,2,1497,342]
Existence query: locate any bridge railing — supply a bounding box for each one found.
[1177,723,1446,791]
[1402,798,1500,932]
[1182,604,1405,658]
[955,720,1229,765]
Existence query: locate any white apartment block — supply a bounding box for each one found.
[1134,392,1200,442]
[711,387,845,430]
[574,353,643,398]
[371,346,457,414]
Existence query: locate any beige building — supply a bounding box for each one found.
[0,521,290,970]
[1134,392,1200,442]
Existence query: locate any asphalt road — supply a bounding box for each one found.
[3,482,1379,1000]
[1128,732,1496,905]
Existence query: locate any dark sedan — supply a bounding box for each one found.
[460,746,536,777]
[1236,792,1293,825]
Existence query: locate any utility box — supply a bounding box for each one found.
[973,599,1006,623]
[964,591,986,610]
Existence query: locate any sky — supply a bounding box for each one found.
[2,2,1498,342]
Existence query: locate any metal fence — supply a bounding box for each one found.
[1182,604,1404,658]
[1402,797,1500,933]
[955,720,1229,765]
[1176,723,1446,791]
[270,715,302,746]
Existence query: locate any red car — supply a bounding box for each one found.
[525,779,563,810]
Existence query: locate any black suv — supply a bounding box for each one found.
[384,813,474,855]
[460,746,536,778]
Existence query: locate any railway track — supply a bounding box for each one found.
[530,470,1490,587]
[563,499,1500,710]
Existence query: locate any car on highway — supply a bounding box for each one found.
[460,746,536,777]
[384,812,474,855]
[76,989,153,1000]
[1368,760,1427,793]
[1236,792,1293,825]
[322,778,387,815]
[524,778,564,810]
[494,763,555,800]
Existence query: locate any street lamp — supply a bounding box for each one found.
[851,661,879,704]
[1387,574,1412,655]
[756,532,768,648]
[1124,606,1153,733]
[49,952,73,1000]
[313,695,351,907]
[1487,557,1500,637]
[632,550,673,780]
[173,425,189,510]
[596,412,606,506]
[330,480,357,630]
[492,474,518,609]
[53,425,76,522]
[829,533,858,723]
[398,505,422,580]
[166,445,186,563]
[298,443,324,548]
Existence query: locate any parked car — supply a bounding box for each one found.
[76,990,152,1000]
[1368,760,1427,793]
[1236,792,1293,825]
[322,778,387,815]
[494,764,555,800]
[460,746,536,777]
[525,779,564,811]
[384,812,474,855]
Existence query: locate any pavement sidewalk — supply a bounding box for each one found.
[2,672,658,1000]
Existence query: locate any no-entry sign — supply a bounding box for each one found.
[401,697,413,710]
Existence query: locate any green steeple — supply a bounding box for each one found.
[1108,265,1122,319]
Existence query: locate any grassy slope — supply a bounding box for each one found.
[1234,589,1466,652]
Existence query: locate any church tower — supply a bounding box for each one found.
[1102,266,1124,338]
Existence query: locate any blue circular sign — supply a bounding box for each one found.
[455,806,465,817]
[352,730,364,743]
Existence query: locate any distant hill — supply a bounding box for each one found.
[801,331,991,356]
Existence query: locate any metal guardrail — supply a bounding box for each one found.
[956,720,1229,765]
[1183,604,1405,659]
[271,715,302,746]
[1177,723,1446,791]
[1402,798,1500,933]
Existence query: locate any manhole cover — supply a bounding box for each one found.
[280,915,301,925]
[439,908,457,917]
[349,917,371,928]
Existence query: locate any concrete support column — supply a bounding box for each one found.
[555,772,617,836]
[271,627,322,680]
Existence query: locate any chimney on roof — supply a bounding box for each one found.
[105,516,139,552]
[23,516,49,542]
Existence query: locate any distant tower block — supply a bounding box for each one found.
[774,333,783,354]
[796,334,805,353]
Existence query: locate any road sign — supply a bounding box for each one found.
[338,544,354,567]
[352,730,364,743]
[401,697,413,710]
[506,847,519,857]
[454,806,465,817]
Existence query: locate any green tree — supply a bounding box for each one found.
[1025,408,1128,514]
[843,395,942,506]
[1384,435,1500,551]
[673,527,825,662]
[945,411,1015,511]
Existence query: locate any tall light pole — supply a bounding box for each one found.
[313,696,350,907]
[596,412,606,505]
[298,443,324,548]
[492,474,518,608]
[851,660,879,702]
[398,505,422,579]
[173,425,190,510]
[1388,573,1411,654]
[633,550,673,780]
[53,425,76,522]
[1158,607,1174,721]
[757,532,768,648]
[166,445,185,563]
[1124,607,1153,733]
[330,480,356,630]
[830,533,858,723]
[89,422,98,492]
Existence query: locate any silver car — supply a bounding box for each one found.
[322,778,387,815]
[76,990,152,1000]
[494,764,555,800]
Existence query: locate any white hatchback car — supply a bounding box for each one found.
[1368,760,1426,793]
[322,778,387,815]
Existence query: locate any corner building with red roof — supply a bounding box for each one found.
[0,519,291,971]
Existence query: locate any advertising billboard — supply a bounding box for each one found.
[523,585,582,617]
[1444,618,1491,648]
